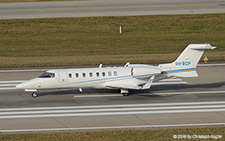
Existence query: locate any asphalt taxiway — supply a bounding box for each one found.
[0,63,225,133]
[0,0,225,19]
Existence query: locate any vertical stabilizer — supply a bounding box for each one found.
[159,44,216,69]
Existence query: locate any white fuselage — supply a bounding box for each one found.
[16,65,162,91]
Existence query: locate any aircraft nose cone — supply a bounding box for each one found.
[16,79,39,89]
[16,83,24,89]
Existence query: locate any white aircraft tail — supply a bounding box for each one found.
[159,44,216,77]
[159,44,216,68]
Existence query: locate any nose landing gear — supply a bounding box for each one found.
[32,92,38,98]
[25,89,38,98]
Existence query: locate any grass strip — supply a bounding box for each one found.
[0,14,225,67]
[0,127,224,140]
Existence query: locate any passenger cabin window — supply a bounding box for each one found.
[83,73,86,77]
[96,72,100,77]
[69,73,72,78]
[89,72,93,77]
[75,73,79,78]
[114,71,117,76]
[39,72,55,78]
[108,71,112,76]
[102,72,105,77]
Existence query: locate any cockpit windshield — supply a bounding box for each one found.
[38,72,55,78]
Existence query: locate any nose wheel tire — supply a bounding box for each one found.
[32,92,38,98]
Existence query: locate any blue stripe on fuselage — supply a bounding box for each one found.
[59,67,197,87]
[162,67,197,73]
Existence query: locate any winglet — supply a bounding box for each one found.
[142,76,155,89]
[99,64,103,68]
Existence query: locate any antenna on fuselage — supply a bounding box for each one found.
[99,64,103,68]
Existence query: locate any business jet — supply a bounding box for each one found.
[16,44,215,98]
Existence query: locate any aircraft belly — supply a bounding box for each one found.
[55,80,111,89]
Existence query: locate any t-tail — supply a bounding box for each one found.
[158,44,216,77]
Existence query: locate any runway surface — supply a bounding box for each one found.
[0,0,225,19]
[0,63,225,133]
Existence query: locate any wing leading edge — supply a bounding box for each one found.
[105,82,142,90]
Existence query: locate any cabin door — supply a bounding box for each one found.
[58,70,68,83]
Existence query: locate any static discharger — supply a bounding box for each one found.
[204,56,208,63]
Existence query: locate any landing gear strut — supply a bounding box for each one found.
[32,92,38,98]
[120,89,129,96]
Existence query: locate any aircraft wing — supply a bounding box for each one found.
[105,82,142,90]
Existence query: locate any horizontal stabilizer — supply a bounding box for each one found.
[171,71,198,77]
[189,45,216,50]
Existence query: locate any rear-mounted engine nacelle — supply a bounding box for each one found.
[130,65,161,79]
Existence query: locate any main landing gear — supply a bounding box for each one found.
[122,93,129,96]
[120,89,129,96]
[32,92,38,98]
